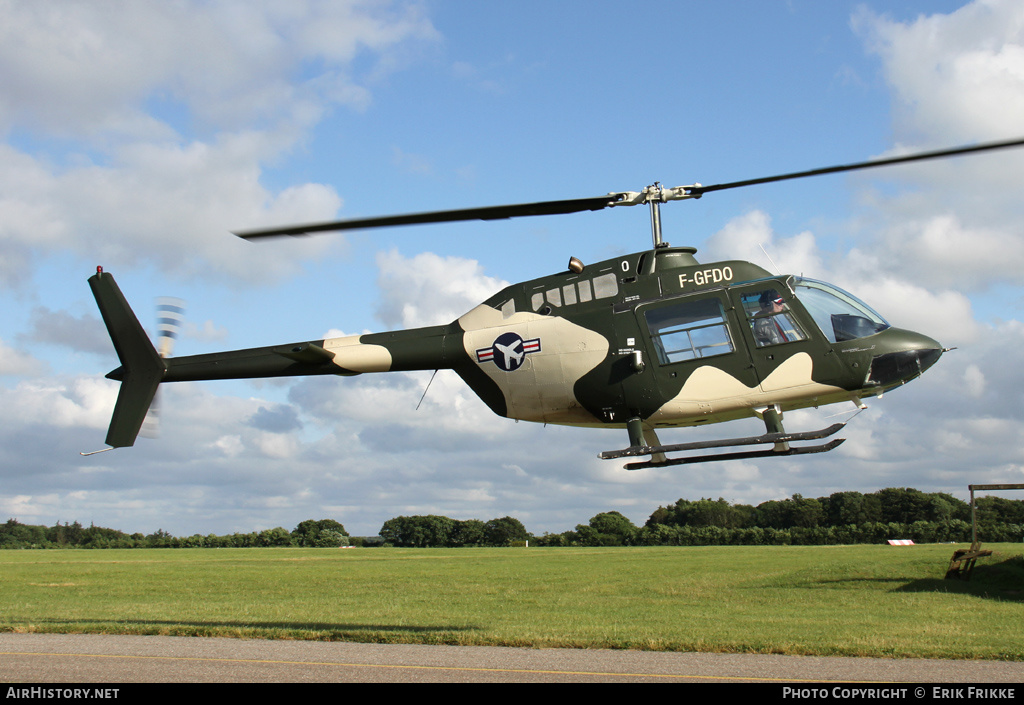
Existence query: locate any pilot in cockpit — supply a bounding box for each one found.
[753,290,800,347]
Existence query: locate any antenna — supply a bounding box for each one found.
[759,243,781,275]
[416,369,439,410]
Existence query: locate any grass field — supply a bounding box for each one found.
[1,543,1022,659]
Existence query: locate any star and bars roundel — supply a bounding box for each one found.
[476,332,541,372]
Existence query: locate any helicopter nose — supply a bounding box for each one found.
[865,329,944,388]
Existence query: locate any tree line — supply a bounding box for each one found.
[2,487,1022,549]
[536,488,1024,547]
[0,518,352,549]
[378,515,528,547]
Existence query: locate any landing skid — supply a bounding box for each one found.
[599,422,846,469]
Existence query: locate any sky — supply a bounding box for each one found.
[3,0,1024,538]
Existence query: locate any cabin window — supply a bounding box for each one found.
[644,297,734,364]
[740,288,808,348]
[532,274,612,312]
[501,298,516,319]
[592,273,618,299]
[577,279,593,302]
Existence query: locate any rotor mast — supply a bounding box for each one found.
[649,186,664,248]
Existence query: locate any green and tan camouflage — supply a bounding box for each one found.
[88,138,1024,463]
[89,243,941,465]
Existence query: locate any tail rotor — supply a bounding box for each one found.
[156,297,185,358]
[141,297,185,438]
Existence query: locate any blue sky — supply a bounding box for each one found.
[2,0,1024,537]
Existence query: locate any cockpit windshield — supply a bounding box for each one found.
[793,278,890,343]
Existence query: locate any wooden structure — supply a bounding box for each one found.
[944,483,1024,580]
[945,542,992,580]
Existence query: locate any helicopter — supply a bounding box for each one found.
[86,138,1024,467]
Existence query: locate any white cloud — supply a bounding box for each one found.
[866,213,1024,290]
[854,0,1024,143]
[703,210,823,277]
[703,210,980,345]
[0,376,114,429]
[374,249,508,328]
[184,320,230,345]
[0,134,343,285]
[0,1,440,285]
[962,363,986,399]
[0,1,439,138]
[22,307,110,355]
[848,0,1024,294]
[0,338,47,376]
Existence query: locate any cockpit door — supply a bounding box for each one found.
[728,282,847,388]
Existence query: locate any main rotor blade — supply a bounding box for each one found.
[687,137,1024,196]
[234,194,624,239]
[235,137,1024,239]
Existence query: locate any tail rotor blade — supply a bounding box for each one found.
[140,391,161,439]
[156,297,185,358]
[144,297,185,439]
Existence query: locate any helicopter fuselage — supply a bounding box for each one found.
[443,246,942,432]
[108,245,943,446]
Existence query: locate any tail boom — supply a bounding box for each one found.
[89,269,459,450]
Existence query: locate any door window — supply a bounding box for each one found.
[644,297,734,364]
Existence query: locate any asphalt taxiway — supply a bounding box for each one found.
[2,633,1024,683]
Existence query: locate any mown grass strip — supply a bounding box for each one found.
[1,544,1021,659]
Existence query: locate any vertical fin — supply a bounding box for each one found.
[88,269,166,448]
